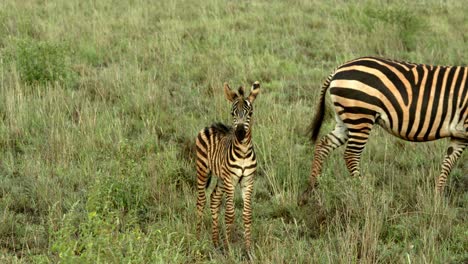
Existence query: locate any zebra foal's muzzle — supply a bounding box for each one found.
[235,124,247,141]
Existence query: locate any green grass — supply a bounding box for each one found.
[0,0,467,263]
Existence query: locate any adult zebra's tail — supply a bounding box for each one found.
[309,72,335,143]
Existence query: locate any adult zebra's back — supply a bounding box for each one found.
[299,57,467,205]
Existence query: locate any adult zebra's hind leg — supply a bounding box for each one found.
[299,118,348,205]
[343,125,374,178]
[436,138,468,193]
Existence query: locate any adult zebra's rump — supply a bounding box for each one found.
[299,57,468,205]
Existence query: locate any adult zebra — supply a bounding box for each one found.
[299,57,467,205]
[196,82,260,259]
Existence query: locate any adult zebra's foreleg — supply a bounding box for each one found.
[299,120,348,205]
[436,138,468,193]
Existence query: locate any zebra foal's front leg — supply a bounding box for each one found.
[223,178,236,252]
[240,175,254,260]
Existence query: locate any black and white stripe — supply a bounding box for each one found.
[299,57,467,205]
[195,82,260,259]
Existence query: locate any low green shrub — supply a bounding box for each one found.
[13,39,75,86]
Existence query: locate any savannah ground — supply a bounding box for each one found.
[0,0,467,263]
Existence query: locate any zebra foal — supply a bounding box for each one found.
[196,81,260,259]
[299,57,467,205]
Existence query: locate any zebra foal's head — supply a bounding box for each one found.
[224,81,260,141]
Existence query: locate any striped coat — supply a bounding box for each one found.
[300,57,467,205]
[196,82,260,259]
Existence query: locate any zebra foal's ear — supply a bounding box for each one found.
[224,82,238,102]
[238,86,245,97]
[248,81,260,103]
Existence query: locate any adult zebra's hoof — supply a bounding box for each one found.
[298,185,314,206]
[243,249,255,262]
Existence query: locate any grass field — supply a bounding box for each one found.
[0,0,467,263]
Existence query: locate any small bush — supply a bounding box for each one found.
[86,165,149,219]
[51,204,161,263]
[14,39,75,86]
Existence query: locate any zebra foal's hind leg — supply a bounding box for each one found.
[195,165,210,239]
[210,181,224,250]
[436,138,467,193]
[195,134,211,239]
[299,118,348,205]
